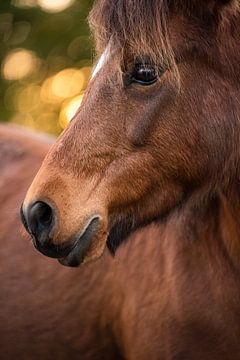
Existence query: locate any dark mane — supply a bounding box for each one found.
[89,0,174,70]
[89,0,239,73]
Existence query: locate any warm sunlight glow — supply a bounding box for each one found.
[51,68,85,99]
[17,85,41,113]
[40,76,59,104]
[37,0,75,13]
[2,49,37,80]
[59,94,84,128]
[40,68,85,104]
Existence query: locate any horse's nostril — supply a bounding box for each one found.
[32,202,52,226]
[27,201,54,245]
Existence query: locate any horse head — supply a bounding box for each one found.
[21,0,240,266]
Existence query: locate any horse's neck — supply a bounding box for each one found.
[170,186,240,271]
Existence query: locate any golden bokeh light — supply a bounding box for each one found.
[51,68,85,99]
[35,111,61,134]
[6,63,91,134]
[11,111,61,135]
[2,48,37,80]
[40,68,87,105]
[3,0,93,136]
[40,76,60,104]
[16,85,42,113]
[59,94,84,128]
[12,0,75,12]
[38,0,75,13]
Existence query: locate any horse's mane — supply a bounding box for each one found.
[89,0,239,71]
[89,0,174,70]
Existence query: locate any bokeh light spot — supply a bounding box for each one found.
[38,0,75,13]
[2,48,37,80]
[40,76,60,104]
[51,68,85,99]
[40,68,86,105]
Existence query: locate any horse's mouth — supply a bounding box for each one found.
[58,216,101,267]
[21,200,102,267]
[60,214,139,266]
[25,214,101,267]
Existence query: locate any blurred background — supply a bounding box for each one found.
[0,0,94,135]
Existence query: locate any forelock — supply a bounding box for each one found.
[89,0,175,69]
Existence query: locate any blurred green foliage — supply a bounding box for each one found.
[0,0,94,134]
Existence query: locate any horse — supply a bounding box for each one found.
[19,0,240,358]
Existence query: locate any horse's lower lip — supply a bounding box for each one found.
[58,216,100,267]
[35,241,72,258]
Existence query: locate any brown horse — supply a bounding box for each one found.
[20,0,240,358]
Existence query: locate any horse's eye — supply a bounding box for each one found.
[131,64,157,85]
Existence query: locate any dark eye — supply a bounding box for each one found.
[131,64,157,85]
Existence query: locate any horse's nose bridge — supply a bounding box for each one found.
[22,164,76,245]
[23,163,70,213]
[23,160,98,222]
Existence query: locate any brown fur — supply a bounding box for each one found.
[19,0,240,358]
